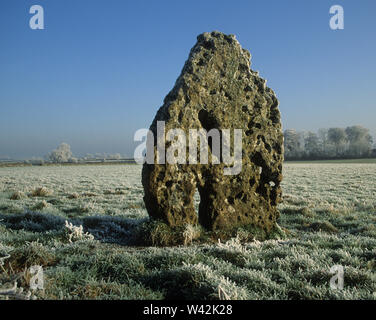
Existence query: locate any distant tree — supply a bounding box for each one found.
[48,143,73,163]
[345,125,373,157]
[304,132,320,156]
[112,153,121,160]
[84,153,94,160]
[284,129,301,158]
[297,131,308,154]
[317,128,329,156]
[95,153,103,159]
[327,128,347,155]
[68,157,79,163]
[30,157,45,165]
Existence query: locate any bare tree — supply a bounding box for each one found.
[327,128,347,155]
[345,125,373,157]
[304,132,320,157]
[284,129,301,158]
[47,143,73,163]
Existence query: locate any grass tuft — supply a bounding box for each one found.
[31,187,53,197]
[307,221,339,233]
[5,241,56,273]
[9,191,26,200]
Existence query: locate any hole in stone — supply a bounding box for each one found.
[224,35,234,44]
[202,40,215,50]
[224,92,232,100]
[198,109,221,156]
[254,102,261,109]
[274,143,282,155]
[193,188,200,217]
[198,109,215,131]
[158,171,164,181]
[270,109,279,124]
[238,64,248,72]
[257,135,272,152]
[245,130,253,136]
[208,136,213,153]
[251,151,265,168]
[235,192,243,200]
[197,58,205,66]
[270,188,278,206]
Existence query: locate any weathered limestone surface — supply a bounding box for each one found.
[142,31,283,232]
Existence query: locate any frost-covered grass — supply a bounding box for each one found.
[0,163,375,300]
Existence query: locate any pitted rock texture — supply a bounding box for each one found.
[142,31,283,232]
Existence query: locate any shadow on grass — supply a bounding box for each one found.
[0,211,147,246]
[0,210,287,248]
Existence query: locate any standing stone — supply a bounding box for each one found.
[142,31,283,233]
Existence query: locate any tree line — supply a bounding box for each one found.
[13,125,375,165]
[284,125,375,160]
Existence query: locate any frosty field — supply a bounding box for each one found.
[0,162,375,300]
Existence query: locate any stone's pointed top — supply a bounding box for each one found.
[195,31,241,51]
[192,31,252,69]
[197,31,237,43]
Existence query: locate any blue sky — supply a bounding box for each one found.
[0,0,375,158]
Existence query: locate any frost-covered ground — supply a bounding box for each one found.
[0,163,375,300]
[0,164,146,219]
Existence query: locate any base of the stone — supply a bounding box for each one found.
[135,219,287,247]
